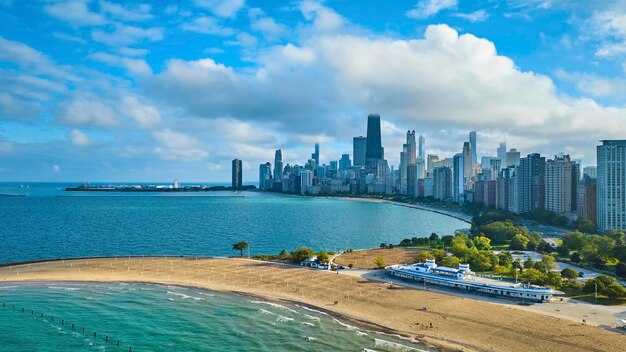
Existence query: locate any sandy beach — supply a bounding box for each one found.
[1,256,624,352]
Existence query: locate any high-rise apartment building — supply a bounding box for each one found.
[597,140,626,230]
[577,174,597,225]
[259,162,271,190]
[232,159,242,189]
[352,136,367,167]
[583,166,597,179]
[518,153,545,213]
[427,154,439,174]
[433,166,453,202]
[545,154,579,214]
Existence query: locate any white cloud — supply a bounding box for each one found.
[407,0,458,19]
[56,96,119,128]
[149,23,626,166]
[193,0,245,18]
[0,141,12,154]
[68,129,90,146]
[92,24,163,46]
[152,129,209,161]
[99,1,153,22]
[121,96,161,128]
[0,92,41,122]
[585,8,626,58]
[454,10,490,22]
[250,16,286,40]
[52,164,61,172]
[116,47,148,56]
[52,31,88,44]
[181,16,235,36]
[44,0,106,26]
[300,1,344,32]
[88,51,152,76]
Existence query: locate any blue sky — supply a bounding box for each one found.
[1,0,626,182]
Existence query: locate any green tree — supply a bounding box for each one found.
[562,231,586,252]
[468,251,496,272]
[431,248,446,264]
[290,247,315,263]
[526,232,543,251]
[317,252,329,264]
[232,241,249,257]
[560,267,578,280]
[521,268,546,285]
[604,283,626,299]
[498,251,513,267]
[473,236,492,251]
[374,256,386,269]
[575,218,596,233]
[479,221,528,244]
[380,242,388,249]
[450,234,476,260]
[535,255,557,274]
[545,272,563,288]
[415,251,435,263]
[441,235,454,247]
[510,234,529,250]
[429,233,439,242]
[523,257,534,269]
[442,255,461,268]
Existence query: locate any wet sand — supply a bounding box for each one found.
[1,256,624,352]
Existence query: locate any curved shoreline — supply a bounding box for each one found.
[1,256,624,352]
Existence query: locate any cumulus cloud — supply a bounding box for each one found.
[56,96,119,127]
[121,96,161,128]
[44,0,106,26]
[92,24,163,46]
[68,129,90,146]
[407,0,457,19]
[99,1,153,22]
[181,16,235,36]
[152,129,209,161]
[88,51,152,76]
[454,10,490,22]
[193,0,245,18]
[148,22,626,166]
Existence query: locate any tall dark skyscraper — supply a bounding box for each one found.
[353,136,367,167]
[232,159,242,189]
[365,114,383,160]
[312,143,320,166]
[273,149,283,183]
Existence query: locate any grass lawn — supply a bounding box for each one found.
[569,293,626,306]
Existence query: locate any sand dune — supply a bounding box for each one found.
[1,257,624,352]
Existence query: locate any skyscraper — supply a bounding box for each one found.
[597,140,626,230]
[545,154,579,214]
[518,153,545,213]
[312,143,320,166]
[462,142,473,190]
[259,162,271,190]
[232,159,242,189]
[469,131,477,165]
[577,175,597,225]
[497,142,507,166]
[418,135,425,160]
[506,149,521,167]
[433,166,453,202]
[453,153,464,202]
[405,130,417,196]
[583,166,597,179]
[365,114,384,179]
[339,154,351,170]
[352,136,367,167]
[427,154,439,174]
[273,149,283,184]
[365,114,383,160]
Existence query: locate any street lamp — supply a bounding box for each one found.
[595,282,598,302]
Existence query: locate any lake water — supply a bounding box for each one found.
[0,282,433,352]
[0,182,467,264]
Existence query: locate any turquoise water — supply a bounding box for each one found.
[0,183,467,264]
[0,283,432,351]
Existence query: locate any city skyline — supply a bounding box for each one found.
[2,1,626,182]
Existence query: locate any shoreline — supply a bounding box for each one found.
[1,256,624,351]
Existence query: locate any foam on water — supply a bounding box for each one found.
[166,291,204,300]
[249,300,299,314]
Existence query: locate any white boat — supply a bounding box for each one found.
[386,259,557,302]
